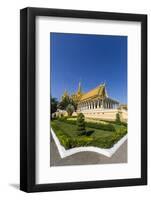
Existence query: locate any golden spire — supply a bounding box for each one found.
[103,82,108,97]
[77,82,82,94]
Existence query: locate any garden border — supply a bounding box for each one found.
[51,128,127,158]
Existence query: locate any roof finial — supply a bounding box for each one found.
[77,81,82,93]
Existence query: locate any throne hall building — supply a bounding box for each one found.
[61,83,127,122]
[77,83,119,111]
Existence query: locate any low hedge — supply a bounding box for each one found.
[51,122,94,149]
[99,119,127,127]
[51,122,72,149]
[88,126,127,148]
[86,121,115,132]
[51,121,127,149]
[58,117,115,132]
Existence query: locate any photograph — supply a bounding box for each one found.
[50,32,128,166]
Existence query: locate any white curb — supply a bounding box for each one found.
[51,128,127,158]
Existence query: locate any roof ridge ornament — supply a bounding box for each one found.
[77,81,82,93]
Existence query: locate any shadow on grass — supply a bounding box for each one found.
[86,130,95,136]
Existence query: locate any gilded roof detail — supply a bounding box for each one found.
[80,84,106,101]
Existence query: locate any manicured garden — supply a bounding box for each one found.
[51,114,127,150]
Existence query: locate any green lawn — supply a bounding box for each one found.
[51,119,127,149]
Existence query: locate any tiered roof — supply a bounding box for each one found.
[80,84,107,101]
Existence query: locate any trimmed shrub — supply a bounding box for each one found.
[115,112,121,124]
[76,113,86,136]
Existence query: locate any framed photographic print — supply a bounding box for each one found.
[20,7,147,192]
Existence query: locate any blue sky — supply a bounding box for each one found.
[50,32,127,104]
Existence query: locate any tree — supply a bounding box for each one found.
[66,104,75,116]
[58,93,77,112]
[76,113,86,135]
[58,95,70,110]
[51,97,58,115]
[116,112,121,124]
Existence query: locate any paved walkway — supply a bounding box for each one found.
[50,137,127,166]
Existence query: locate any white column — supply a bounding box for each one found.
[97,100,100,108]
[93,101,95,109]
[88,102,90,109]
[101,100,103,109]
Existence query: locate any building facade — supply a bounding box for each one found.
[59,83,127,122]
[77,83,119,111]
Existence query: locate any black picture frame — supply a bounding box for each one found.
[20,7,147,192]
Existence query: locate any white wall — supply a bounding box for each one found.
[0,0,150,199]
